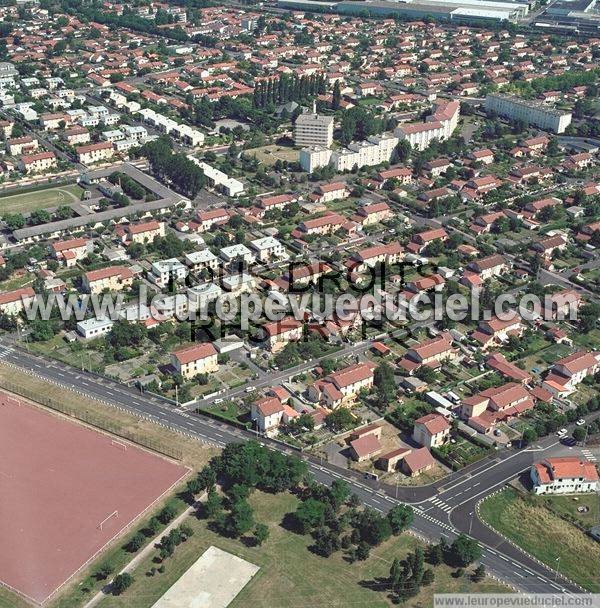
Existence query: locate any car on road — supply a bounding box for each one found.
[557,428,568,437]
[245,386,255,393]
[576,418,586,426]
[561,437,576,446]
[214,398,223,404]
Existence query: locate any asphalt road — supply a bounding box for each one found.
[0,342,589,595]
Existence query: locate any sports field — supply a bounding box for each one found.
[152,546,259,608]
[0,184,84,214]
[0,392,188,605]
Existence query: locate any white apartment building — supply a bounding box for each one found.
[299,145,332,172]
[331,133,398,171]
[294,112,334,147]
[188,157,244,197]
[187,283,223,312]
[395,100,460,151]
[485,94,572,134]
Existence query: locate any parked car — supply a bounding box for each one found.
[576,418,586,426]
[557,428,568,437]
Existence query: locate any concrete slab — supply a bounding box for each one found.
[152,546,259,608]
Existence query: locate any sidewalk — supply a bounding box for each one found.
[83,492,206,608]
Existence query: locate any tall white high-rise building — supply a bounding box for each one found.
[294,113,334,148]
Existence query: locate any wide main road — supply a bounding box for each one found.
[0,343,584,595]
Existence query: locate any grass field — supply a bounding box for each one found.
[541,494,600,529]
[480,488,600,591]
[0,184,84,214]
[96,491,509,608]
[245,144,299,167]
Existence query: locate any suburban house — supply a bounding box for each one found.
[471,315,525,350]
[170,342,219,380]
[0,286,35,316]
[377,447,412,472]
[485,352,532,384]
[196,208,231,232]
[466,254,508,281]
[262,316,303,352]
[348,241,403,272]
[401,447,436,477]
[407,228,448,254]
[250,395,298,436]
[310,182,349,204]
[543,351,600,396]
[460,382,535,433]
[82,266,134,294]
[308,361,376,409]
[296,211,347,236]
[412,413,451,448]
[76,141,114,164]
[348,423,383,462]
[531,457,599,495]
[398,332,458,374]
[118,220,165,245]
[51,237,90,267]
[18,151,57,174]
[352,201,393,226]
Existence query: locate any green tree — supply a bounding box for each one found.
[374,362,396,406]
[387,504,414,535]
[226,499,254,537]
[448,534,481,567]
[293,498,328,534]
[472,564,486,582]
[573,427,587,442]
[325,408,355,432]
[112,573,133,595]
[254,523,269,546]
[521,427,538,446]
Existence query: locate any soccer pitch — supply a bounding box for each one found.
[0,184,84,214]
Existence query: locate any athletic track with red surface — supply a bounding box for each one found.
[0,392,188,605]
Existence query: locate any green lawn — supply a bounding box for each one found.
[480,488,600,591]
[0,587,30,608]
[541,494,600,530]
[97,491,509,608]
[0,184,84,214]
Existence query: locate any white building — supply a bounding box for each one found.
[485,94,572,134]
[149,258,188,287]
[250,236,286,262]
[395,100,460,151]
[188,157,244,197]
[531,457,599,495]
[299,145,332,173]
[294,113,334,148]
[76,317,114,339]
[331,133,398,171]
[220,243,255,264]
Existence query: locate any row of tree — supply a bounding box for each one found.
[253,74,328,109]
[138,137,205,198]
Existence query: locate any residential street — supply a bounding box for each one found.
[0,341,589,594]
